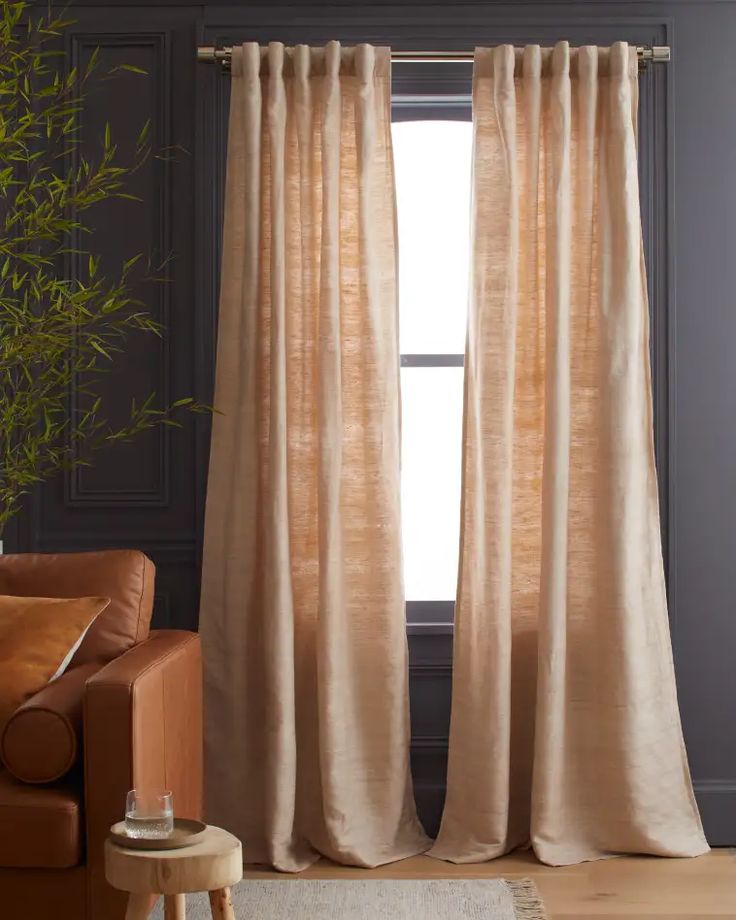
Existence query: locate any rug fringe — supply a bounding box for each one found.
[504,877,548,920]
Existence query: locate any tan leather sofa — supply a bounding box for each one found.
[0,550,203,920]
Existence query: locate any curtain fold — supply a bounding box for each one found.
[200,40,430,872]
[431,41,709,866]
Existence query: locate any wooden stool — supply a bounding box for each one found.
[105,825,243,920]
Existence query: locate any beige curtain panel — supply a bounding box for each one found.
[431,42,709,866]
[199,41,430,871]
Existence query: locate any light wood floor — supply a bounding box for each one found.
[245,849,736,918]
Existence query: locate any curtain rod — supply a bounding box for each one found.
[197,44,671,71]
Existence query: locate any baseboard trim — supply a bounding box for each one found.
[693,781,736,845]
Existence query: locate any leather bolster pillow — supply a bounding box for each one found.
[1,662,103,783]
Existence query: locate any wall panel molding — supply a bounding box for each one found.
[65,30,174,507]
[8,9,202,633]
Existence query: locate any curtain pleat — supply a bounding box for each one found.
[432,41,709,866]
[200,41,430,872]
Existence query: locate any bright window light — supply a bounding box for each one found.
[392,120,472,603]
[393,121,472,355]
[400,365,465,601]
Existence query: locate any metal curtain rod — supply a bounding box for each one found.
[197,44,671,71]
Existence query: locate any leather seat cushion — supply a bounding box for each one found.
[0,550,155,665]
[0,770,82,868]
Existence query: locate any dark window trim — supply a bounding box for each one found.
[392,95,472,123]
[401,354,464,367]
[406,600,455,633]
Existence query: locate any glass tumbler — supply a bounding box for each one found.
[125,789,174,839]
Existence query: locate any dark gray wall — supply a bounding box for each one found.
[12,0,736,844]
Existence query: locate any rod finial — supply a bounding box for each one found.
[197,45,231,70]
[652,45,671,63]
[197,45,217,63]
[638,44,672,64]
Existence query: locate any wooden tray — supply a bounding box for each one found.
[109,818,208,850]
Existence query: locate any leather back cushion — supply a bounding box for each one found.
[0,551,155,666]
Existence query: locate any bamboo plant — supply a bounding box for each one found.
[0,2,205,537]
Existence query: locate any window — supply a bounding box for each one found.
[392,120,473,615]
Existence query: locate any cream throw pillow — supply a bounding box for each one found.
[0,595,110,733]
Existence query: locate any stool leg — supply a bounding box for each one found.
[165,893,186,919]
[209,887,235,920]
[126,893,155,920]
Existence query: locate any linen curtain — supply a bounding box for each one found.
[200,41,429,871]
[431,42,709,866]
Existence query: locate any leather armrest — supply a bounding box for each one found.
[84,630,203,920]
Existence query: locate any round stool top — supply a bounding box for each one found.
[105,825,243,895]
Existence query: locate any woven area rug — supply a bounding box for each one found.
[150,878,546,919]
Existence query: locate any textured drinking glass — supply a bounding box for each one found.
[125,790,174,839]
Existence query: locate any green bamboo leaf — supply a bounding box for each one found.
[122,253,143,273]
[85,46,100,78]
[136,119,151,148]
[89,339,112,359]
[111,64,147,76]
